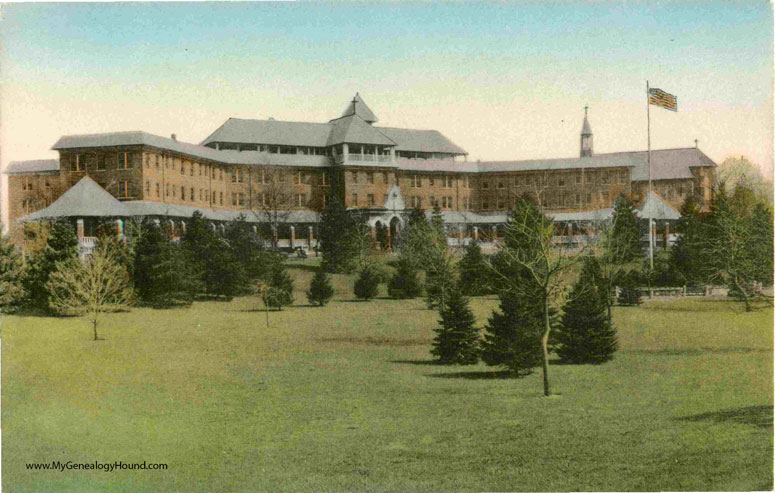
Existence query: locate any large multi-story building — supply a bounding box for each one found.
[6,93,716,251]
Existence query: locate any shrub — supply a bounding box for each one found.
[266,262,294,310]
[0,228,26,313]
[306,268,334,306]
[354,266,380,301]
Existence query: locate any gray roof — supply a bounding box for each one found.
[327,115,396,146]
[637,191,681,220]
[377,127,467,155]
[478,148,715,181]
[397,157,478,173]
[19,176,128,221]
[200,118,332,147]
[338,93,377,123]
[5,159,60,175]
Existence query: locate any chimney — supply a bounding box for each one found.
[171,133,177,141]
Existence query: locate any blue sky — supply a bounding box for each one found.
[1,2,772,220]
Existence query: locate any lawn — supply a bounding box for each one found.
[2,262,772,491]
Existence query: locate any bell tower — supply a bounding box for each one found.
[580,105,593,157]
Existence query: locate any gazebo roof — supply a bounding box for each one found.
[637,191,681,220]
[19,176,128,221]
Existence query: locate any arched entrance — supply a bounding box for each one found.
[389,216,401,250]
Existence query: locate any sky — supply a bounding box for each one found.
[1,2,772,225]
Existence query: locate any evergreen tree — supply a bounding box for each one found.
[134,222,201,307]
[24,220,79,311]
[458,241,491,296]
[388,257,423,298]
[555,257,618,364]
[224,214,265,282]
[431,285,479,365]
[96,222,135,283]
[669,194,706,285]
[182,211,246,298]
[480,295,545,376]
[353,265,380,301]
[319,196,370,273]
[265,260,294,310]
[0,228,27,313]
[608,196,641,263]
[306,268,335,306]
[616,271,642,306]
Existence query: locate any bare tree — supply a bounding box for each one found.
[249,165,297,248]
[46,242,134,340]
[487,200,585,396]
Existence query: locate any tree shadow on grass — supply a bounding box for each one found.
[390,359,442,366]
[677,405,773,428]
[285,263,320,274]
[426,370,516,380]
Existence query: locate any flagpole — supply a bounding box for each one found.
[647,80,654,271]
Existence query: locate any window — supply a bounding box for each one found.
[367,172,374,184]
[585,192,592,203]
[44,179,50,189]
[199,189,203,201]
[239,169,245,183]
[482,200,489,210]
[155,155,160,169]
[232,193,237,206]
[166,184,170,197]
[576,174,582,184]
[145,155,150,168]
[232,169,237,183]
[351,171,358,183]
[97,155,107,171]
[181,162,186,175]
[181,189,185,202]
[482,180,489,189]
[117,181,130,198]
[558,177,565,187]
[444,175,453,188]
[156,183,160,198]
[191,163,195,176]
[602,191,609,201]
[220,192,223,205]
[71,154,86,172]
[296,194,307,207]
[497,197,505,209]
[368,194,375,206]
[190,188,195,201]
[351,193,358,206]
[383,172,389,184]
[497,178,504,189]
[145,181,150,194]
[411,196,422,208]
[411,175,422,188]
[575,193,581,205]
[429,175,435,186]
[117,152,130,169]
[463,197,469,210]
[620,171,627,184]
[602,172,610,184]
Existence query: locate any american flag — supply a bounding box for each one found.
[648,88,678,112]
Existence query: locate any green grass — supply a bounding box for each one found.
[3,263,772,491]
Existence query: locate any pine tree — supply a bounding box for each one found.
[555,257,618,364]
[224,214,266,282]
[669,194,706,285]
[388,257,423,298]
[480,295,545,376]
[134,222,201,307]
[0,228,27,313]
[265,260,294,310]
[306,268,334,306]
[354,265,380,301]
[458,241,491,296]
[319,195,370,273]
[609,195,641,263]
[431,285,479,365]
[182,211,246,299]
[24,220,79,311]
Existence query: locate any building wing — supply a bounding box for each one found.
[5,159,59,175]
